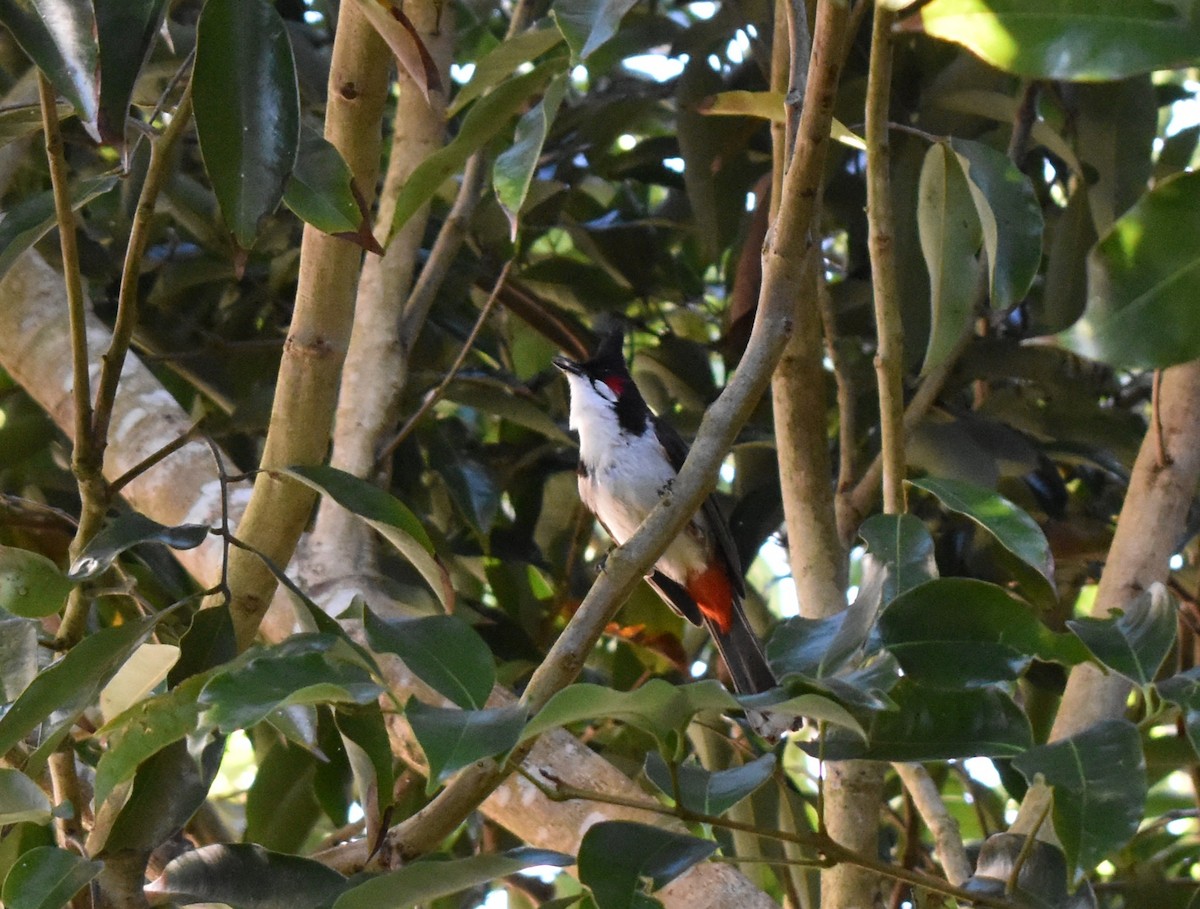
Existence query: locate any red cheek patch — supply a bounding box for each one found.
[686,565,735,634]
[603,375,627,395]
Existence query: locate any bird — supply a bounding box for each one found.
[553,329,778,699]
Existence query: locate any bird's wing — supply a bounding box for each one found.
[646,570,704,626]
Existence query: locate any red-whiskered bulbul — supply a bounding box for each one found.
[553,330,778,698]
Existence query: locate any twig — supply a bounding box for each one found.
[892,764,971,886]
[377,260,511,465]
[48,749,86,853]
[1153,369,1171,468]
[109,420,205,495]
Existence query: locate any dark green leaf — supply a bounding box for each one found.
[1038,185,1096,335]
[283,126,381,253]
[443,378,572,443]
[737,689,867,739]
[94,674,207,808]
[578,821,716,909]
[333,848,571,909]
[918,142,981,373]
[335,702,396,818]
[968,834,1076,907]
[285,466,449,609]
[362,606,494,710]
[552,0,640,61]
[146,843,347,909]
[858,513,938,607]
[391,59,564,234]
[67,512,209,580]
[0,101,69,148]
[0,616,37,703]
[0,0,98,137]
[1062,170,1200,369]
[0,768,51,825]
[0,545,71,617]
[643,752,775,816]
[1156,666,1200,755]
[406,699,525,786]
[193,0,299,248]
[94,0,168,147]
[198,636,381,732]
[948,138,1044,311]
[245,741,321,852]
[1012,719,1146,874]
[169,605,237,687]
[906,0,1200,81]
[448,27,565,117]
[1067,584,1177,686]
[495,73,568,238]
[0,615,158,758]
[879,578,1086,688]
[809,680,1033,761]
[1,846,101,909]
[0,176,118,281]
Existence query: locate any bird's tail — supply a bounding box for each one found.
[704,598,776,695]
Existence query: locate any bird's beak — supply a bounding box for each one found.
[552,355,581,375]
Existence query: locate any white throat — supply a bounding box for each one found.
[563,372,623,468]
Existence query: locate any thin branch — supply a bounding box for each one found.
[892,764,971,886]
[109,419,205,495]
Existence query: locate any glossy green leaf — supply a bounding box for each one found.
[948,137,1044,311]
[0,768,51,825]
[908,476,1054,596]
[0,545,71,617]
[522,680,738,745]
[969,834,1077,907]
[810,680,1033,761]
[643,752,775,816]
[495,73,568,239]
[0,101,69,148]
[918,142,981,373]
[738,689,868,739]
[335,702,396,818]
[578,821,716,909]
[443,378,573,443]
[362,605,494,709]
[0,615,159,758]
[1012,719,1146,874]
[447,26,565,117]
[0,0,98,138]
[67,512,209,580]
[406,700,525,787]
[146,843,347,909]
[0,616,37,703]
[552,0,640,61]
[1,846,101,909]
[333,848,571,909]
[94,674,207,808]
[1067,584,1177,686]
[906,0,1200,81]
[1062,170,1200,369]
[879,578,1086,688]
[193,0,299,249]
[0,175,117,280]
[169,604,236,686]
[94,0,168,146]
[198,636,381,732]
[858,513,939,608]
[245,741,322,852]
[285,466,450,609]
[1156,666,1200,755]
[283,127,381,253]
[391,59,564,234]
[346,0,442,102]
[1039,184,1095,334]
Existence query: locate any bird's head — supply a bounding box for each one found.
[553,329,649,434]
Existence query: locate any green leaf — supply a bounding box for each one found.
[391,59,564,235]
[1012,719,1146,875]
[1,846,101,909]
[193,0,299,249]
[406,699,525,787]
[908,476,1054,599]
[1067,584,1177,686]
[917,142,981,374]
[94,674,207,808]
[551,0,640,61]
[169,604,236,686]
[335,702,396,818]
[643,752,775,816]
[522,680,739,746]
[1062,170,1200,369]
[284,126,381,253]
[285,466,451,609]
[578,821,716,909]
[443,378,572,443]
[0,175,118,281]
[362,605,494,710]
[0,615,159,759]
[146,843,347,909]
[809,679,1033,761]
[905,0,1200,81]
[0,545,72,618]
[0,101,70,148]
[448,27,565,117]
[198,636,381,732]
[879,578,1087,689]
[245,741,322,852]
[0,616,37,703]
[94,0,168,147]
[948,137,1044,311]
[857,513,939,607]
[1156,666,1200,755]
[67,512,210,581]
[738,689,868,740]
[334,848,571,909]
[0,0,98,138]
[0,768,51,825]
[495,73,568,239]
